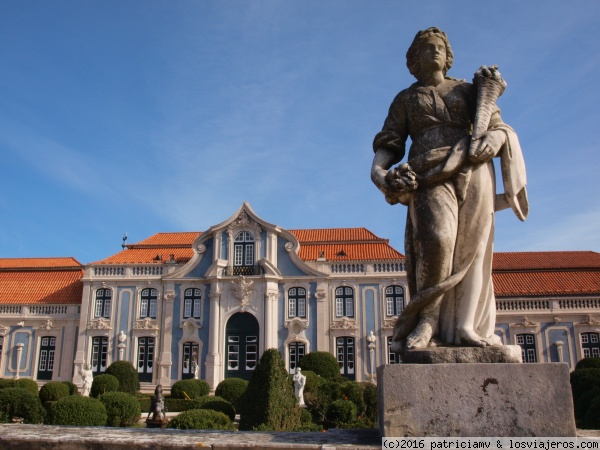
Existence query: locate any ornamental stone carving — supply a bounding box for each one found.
[285,318,309,339]
[164,291,175,302]
[514,317,537,327]
[316,290,327,302]
[39,319,54,331]
[197,243,207,254]
[382,319,396,329]
[88,318,112,330]
[228,210,262,234]
[285,242,294,252]
[579,315,600,326]
[330,317,358,330]
[134,317,160,331]
[232,276,254,311]
[0,323,8,336]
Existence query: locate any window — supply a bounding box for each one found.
[140,288,158,319]
[582,332,600,358]
[337,337,355,380]
[91,336,108,375]
[182,342,200,380]
[385,285,405,316]
[94,288,112,318]
[137,337,155,383]
[232,231,256,275]
[335,287,354,318]
[387,336,401,364]
[183,288,202,319]
[289,342,306,374]
[516,333,537,363]
[288,288,307,318]
[37,336,56,380]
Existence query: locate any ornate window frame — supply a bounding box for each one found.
[181,284,205,322]
[93,288,113,319]
[226,211,262,271]
[509,317,541,363]
[284,281,310,320]
[138,286,160,320]
[332,284,356,319]
[32,321,61,381]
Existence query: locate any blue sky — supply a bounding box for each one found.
[0,2,599,264]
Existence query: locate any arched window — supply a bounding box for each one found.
[140,288,158,319]
[516,333,537,363]
[581,332,600,358]
[234,231,255,273]
[288,287,306,318]
[385,285,404,316]
[183,288,202,319]
[37,336,56,380]
[335,286,354,318]
[91,336,108,375]
[94,288,112,319]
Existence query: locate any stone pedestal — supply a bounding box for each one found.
[378,363,576,437]
[402,345,522,364]
[145,418,169,428]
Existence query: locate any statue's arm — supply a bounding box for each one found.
[470,110,508,164]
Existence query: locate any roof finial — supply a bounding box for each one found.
[122,233,128,249]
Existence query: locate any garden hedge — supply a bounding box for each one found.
[576,358,600,370]
[39,381,70,404]
[0,387,45,424]
[13,378,39,396]
[99,391,141,427]
[61,381,79,396]
[298,352,340,380]
[215,377,248,410]
[170,379,210,399]
[91,374,119,398]
[105,361,140,395]
[167,409,235,430]
[48,395,107,426]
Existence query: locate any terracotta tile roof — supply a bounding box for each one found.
[131,232,201,247]
[0,257,82,269]
[0,258,84,305]
[493,251,600,271]
[493,271,600,297]
[297,243,404,261]
[289,228,382,243]
[95,248,195,265]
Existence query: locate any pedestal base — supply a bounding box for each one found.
[145,418,169,428]
[402,345,522,364]
[378,363,576,437]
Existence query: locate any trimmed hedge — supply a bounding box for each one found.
[326,399,357,426]
[137,394,152,413]
[48,395,107,426]
[576,387,600,423]
[583,394,600,429]
[167,409,235,430]
[341,382,366,417]
[239,348,301,431]
[39,381,70,404]
[170,379,210,400]
[105,361,140,395]
[14,378,39,396]
[99,391,141,427]
[301,370,324,394]
[61,381,79,396]
[298,352,340,380]
[576,358,600,370]
[215,378,248,410]
[0,379,15,390]
[183,395,227,411]
[571,368,600,406]
[91,374,119,398]
[201,399,236,421]
[0,387,45,424]
[360,382,378,424]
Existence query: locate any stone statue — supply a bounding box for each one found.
[293,367,306,407]
[79,363,93,396]
[147,384,166,421]
[371,27,528,352]
[192,360,200,380]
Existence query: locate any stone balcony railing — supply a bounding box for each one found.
[88,265,172,278]
[496,297,600,314]
[307,260,406,276]
[0,304,81,318]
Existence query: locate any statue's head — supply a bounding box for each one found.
[406,27,454,80]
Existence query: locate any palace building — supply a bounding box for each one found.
[0,202,599,391]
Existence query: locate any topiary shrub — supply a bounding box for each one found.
[91,374,119,398]
[105,361,140,395]
[0,379,15,390]
[576,387,600,423]
[301,370,324,394]
[359,381,378,424]
[137,394,152,413]
[298,352,340,380]
[326,399,357,427]
[61,381,79,396]
[99,391,141,427]
[576,358,600,370]
[215,378,248,411]
[167,409,235,430]
[39,381,70,404]
[583,394,600,429]
[183,395,227,411]
[48,395,107,426]
[170,379,210,400]
[341,382,366,417]
[570,368,600,406]
[201,399,236,421]
[164,397,189,412]
[0,387,45,424]
[14,378,39,396]
[239,348,301,431]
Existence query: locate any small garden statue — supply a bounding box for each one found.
[192,360,200,380]
[293,367,306,407]
[147,384,167,422]
[79,363,93,396]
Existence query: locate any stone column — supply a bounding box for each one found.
[15,343,24,380]
[72,281,93,386]
[264,287,279,350]
[367,331,376,383]
[205,285,222,391]
[555,340,564,363]
[158,290,175,387]
[315,284,328,351]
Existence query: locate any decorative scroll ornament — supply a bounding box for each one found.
[0,323,8,336]
[382,319,396,329]
[580,315,600,326]
[39,319,54,331]
[88,318,112,330]
[514,316,537,327]
[232,276,254,311]
[196,244,206,254]
[134,317,159,330]
[553,316,562,323]
[285,242,294,252]
[179,317,203,330]
[315,290,327,302]
[330,317,358,330]
[164,291,175,302]
[265,290,278,302]
[228,210,261,233]
[285,318,309,340]
[209,288,221,301]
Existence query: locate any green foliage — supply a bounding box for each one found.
[359,382,378,424]
[570,368,600,406]
[14,378,39,396]
[298,352,341,380]
[48,395,107,426]
[576,387,600,423]
[99,391,141,427]
[105,361,140,395]
[0,379,15,390]
[164,397,188,412]
[326,399,357,426]
[137,394,152,413]
[183,395,227,411]
[582,394,600,429]
[91,374,119,398]
[215,377,248,410]
[239,348,301,431]
[170,379,210,399]
[576,358,600,370]
[61,381,79,396]
[200,399,236,421]
[167,409,235,430]
[0,387,45,424]
[341,382,366,417]
[301,370,324,394]
[39,381,70,404]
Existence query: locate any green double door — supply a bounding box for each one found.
[225,313,259,381]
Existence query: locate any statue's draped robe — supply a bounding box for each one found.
[374,78,527,346]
